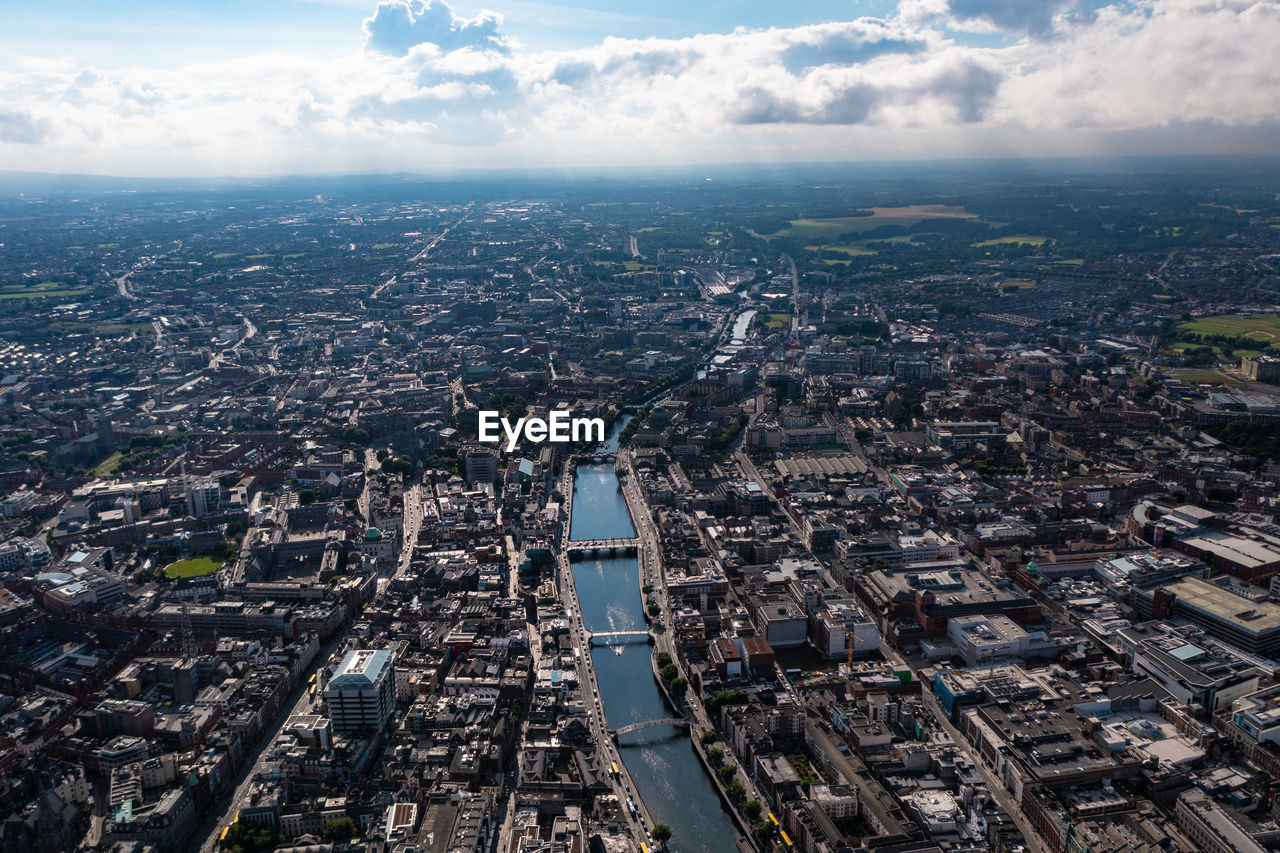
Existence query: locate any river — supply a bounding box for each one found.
[568,419,738,853]
[712,308,758,367]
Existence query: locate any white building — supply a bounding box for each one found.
[324,648,395,734]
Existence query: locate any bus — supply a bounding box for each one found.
[779,830,794,847]
[640,844,649,853]
[768,812,780,826]
[611,761,620,776]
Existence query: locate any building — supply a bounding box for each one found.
[1144,576,1280,656]
[1242,355,1280,383]
[1175,789,1269,853]
[946,614,1059,666]
[923,421,1005,451]
[749,595,807,648]
[464,449,499,485]
[324,648,394,734]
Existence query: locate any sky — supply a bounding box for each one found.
[0,0,1278,176]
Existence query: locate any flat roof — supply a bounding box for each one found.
[1165,577,1280,634]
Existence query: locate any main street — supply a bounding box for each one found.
[195,466,420,853]
[194,634,335,853]
[917,687,1051,853]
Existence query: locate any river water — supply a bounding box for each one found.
[568,420,737,853]
[712,308,758,366]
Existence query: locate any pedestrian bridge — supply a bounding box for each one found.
[611,718,690,738]
[587,630,651,647]
[566,538,638,559]
[572,451,617,464]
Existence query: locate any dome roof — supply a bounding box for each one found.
[363,527,383,540]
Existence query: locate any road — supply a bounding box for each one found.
[410,203,475,262]
[194,636,336,853]
[228,315,257,354]
[782,253,798,334]
[370,204,477,299]
[114,271,137,301]
[196,467,420,853]
[917,687,1050,853]
[734,447,798,529]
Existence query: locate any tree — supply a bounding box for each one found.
[221,821,282,853]
[707,747,724,764]
[655,652,672,669]
[341,427,370,445]
[647,603,661,617]
[298,489,317,506]
[704,688,748,715]
[755,819,777,843]
[718,764,737,783]
[743,799,762,820]
[700,730,717,745]
[660,663,679,682]
[651,824,672,847]
[728,780,746,800]
[321,817,358,841]
[669,677,688,697]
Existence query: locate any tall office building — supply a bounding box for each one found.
[324,649,394,734]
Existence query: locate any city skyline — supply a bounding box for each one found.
[1,0,1278,176]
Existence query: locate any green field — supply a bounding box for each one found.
[0,285,89,300]
[92,452,124,476]
[1169,368,1237,384]
[974,234,1048,247]
[1052,258,1084,266]
[755,205,977,239]
[212,252,239,259]
[760,312,791,330]
[246,253,274,260]
[371,243,395,249]
[1180,313,1280,343]
[163,557,224,579]
[808,244,876,257]
[52,321,153,336]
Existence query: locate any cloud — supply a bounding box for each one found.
[898,0,1089,35]
[728,56,1001,125]
[0,109,48,144]
[781,25,926,73]
[1,0,1279,174]
[948,0,1089,35]
[363,0,510,57]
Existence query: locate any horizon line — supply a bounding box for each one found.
[3,152,1279,187]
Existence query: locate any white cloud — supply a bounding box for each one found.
[0,0,1276,174]
[363,0,511,57]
